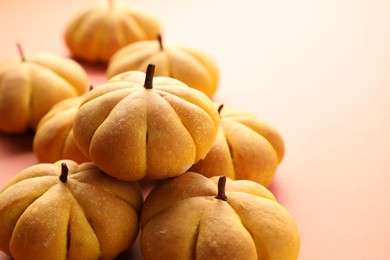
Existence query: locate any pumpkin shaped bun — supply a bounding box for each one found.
[141,172,300,260]
[0,44,88,134]
[191,103,285,187]
[73,64,220,181]
[64,0,161,63]
[107,35,219,97]
[0,160,143,260]
[33,96,89,164]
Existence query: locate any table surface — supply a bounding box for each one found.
[1,0,390,259]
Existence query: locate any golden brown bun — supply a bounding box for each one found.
[73,68,220,181]
[64,2,161,63]
[0,160,143,260]
[0,51,88,133]
[107,36,219,97]
[33,96,89,163]
[191,103,285,187]
[141,172,300,260]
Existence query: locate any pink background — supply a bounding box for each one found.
[1,0,390,259]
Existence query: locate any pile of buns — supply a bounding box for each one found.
[0,1,300,259]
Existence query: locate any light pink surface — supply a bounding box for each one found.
[1,0,390,259]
